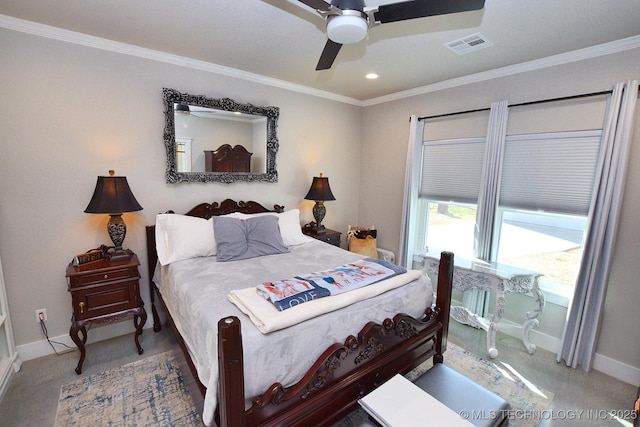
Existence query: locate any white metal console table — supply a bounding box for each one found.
[423,252,544,358]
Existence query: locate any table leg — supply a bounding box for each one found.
[133,307,147,355]
[486,283,506,359]
[69,321,86,375]
[521,280,546,354]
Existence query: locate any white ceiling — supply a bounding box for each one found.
[1,0,639,103]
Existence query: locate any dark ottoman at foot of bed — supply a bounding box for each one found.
[413,363,511,427]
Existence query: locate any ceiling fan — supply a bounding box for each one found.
[297,0,486,70]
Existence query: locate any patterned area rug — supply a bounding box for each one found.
[335,342,554,427]
[54,351,201,427]
[55,345,553,427]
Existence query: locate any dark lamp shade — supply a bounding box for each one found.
[84,175,143,214]
[304,175,336,201]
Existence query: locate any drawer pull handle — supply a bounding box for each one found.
[79,302,85,314]
[104,274,109,279]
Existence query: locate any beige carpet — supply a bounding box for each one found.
[54,351,201,427]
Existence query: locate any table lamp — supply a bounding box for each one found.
[304,173,335,234]
[84,170,143,261]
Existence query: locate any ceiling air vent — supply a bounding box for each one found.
[445,33,493,55]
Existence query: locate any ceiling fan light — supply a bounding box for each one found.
[327,14,367,44]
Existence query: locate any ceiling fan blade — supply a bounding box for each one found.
[316,39,343,70]
[298,0,334,13]
[375,0,485,24]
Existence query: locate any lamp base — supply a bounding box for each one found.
[107,247,133,262]
[312,201,327,234]
[303,222,327,235]
[313,224,327,234]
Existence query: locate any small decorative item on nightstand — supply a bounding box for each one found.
[65,252,146,374]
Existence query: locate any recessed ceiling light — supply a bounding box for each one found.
[365,73,379,80]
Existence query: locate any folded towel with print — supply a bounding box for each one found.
[256,258,406,311]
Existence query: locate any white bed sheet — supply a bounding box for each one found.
[156,240,433,426]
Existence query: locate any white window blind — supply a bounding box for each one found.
[499,130,602,215]
[420,138,485,204]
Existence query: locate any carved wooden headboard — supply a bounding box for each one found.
[145,198,284,279]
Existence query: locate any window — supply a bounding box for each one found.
[416,130,601,298]
[494,209,586,296]
[416,200,477,258]
[175,137,192,172]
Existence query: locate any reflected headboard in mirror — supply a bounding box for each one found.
[162,88,279,183]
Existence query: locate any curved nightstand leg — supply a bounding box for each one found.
[133,314,143,335]
[133,307,147,355]
[80,326,88,345]
[70,322,86,375]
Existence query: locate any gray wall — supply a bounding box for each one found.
[0,28,362,354]
[1,25,638,383]
[360,49,640,381]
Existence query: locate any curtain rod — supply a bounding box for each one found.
[417,89,613,121]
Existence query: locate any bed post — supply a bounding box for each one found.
[145,225,162,332]
[435,251,454,363]
[218,316,246,427]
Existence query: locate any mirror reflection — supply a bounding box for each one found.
[174,105,267,173]
[163,88,279,183]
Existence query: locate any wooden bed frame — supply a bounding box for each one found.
[145,199,453,427]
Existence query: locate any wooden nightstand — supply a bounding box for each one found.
[302,227,342,247]
[66,252,146,374]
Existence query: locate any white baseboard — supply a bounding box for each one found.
[593,352,640,386]
[474,316,640,386]
[17,322,154,362]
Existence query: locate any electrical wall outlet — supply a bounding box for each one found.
[36,308,47,322]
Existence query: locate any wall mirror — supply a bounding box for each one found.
[162,88,279,183]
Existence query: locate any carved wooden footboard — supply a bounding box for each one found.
[217,251,454,427]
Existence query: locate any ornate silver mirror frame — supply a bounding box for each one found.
[162,88,279,183]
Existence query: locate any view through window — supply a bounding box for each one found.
[422,201,586,296]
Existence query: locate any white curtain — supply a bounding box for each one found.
[474,101,509,260]
[399,115,425,268]
[462,101,509,316]
[557,80,639,371]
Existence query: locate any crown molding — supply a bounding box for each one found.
[1,14,638,108]
[0,14,364,106]
[363,35,640,106]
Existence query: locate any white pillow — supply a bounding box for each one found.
[155,214,216,265]
[236,209,313,246]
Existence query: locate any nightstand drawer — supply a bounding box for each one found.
[302,227,342,247]
[71,280,140,320]
[316,233,340,246]
[70,267,139,288]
